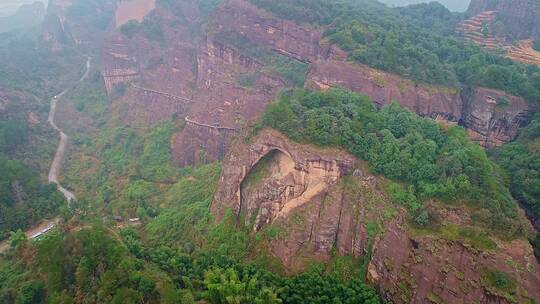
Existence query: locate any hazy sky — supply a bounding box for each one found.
[0,0,47,17]
[0,0,471,18]
[380,0,471,12]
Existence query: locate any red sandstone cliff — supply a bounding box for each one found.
[212,128,540,303]
[305,59,532,148]
[98,0,534,169]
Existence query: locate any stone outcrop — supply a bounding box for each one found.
[171,37,286,166]
[212,129,540,302]
[461,87,532,147]
[305,59,532,148]
[213,129,384,268]
[211,0,322,62]
[461,0,540,66]
[306,60,463,124]
[212,128,355,225]
[115,0,156,28]
[467,0,540,43]
[100,0,535,171]
[42,0,116,51]
[101,33,139,94]
[456,10,500,50]
[368,210,540,304]
[118,84,189,125]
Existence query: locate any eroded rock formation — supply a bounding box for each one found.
[212,129,540,303]
[43,0,116,51]
[212,128,355,226]
[460,0,540,66]
[98,0,535,170]
[170,36,286,166]
[211,0,323,63]
[306,60,463,124]
[368,209,540,303]
[305,59,532,148]
[461,87,532,147]
[467,0,540,43]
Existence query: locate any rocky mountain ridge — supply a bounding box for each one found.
[212,128,540,303]
[95,0,535,161]
[35,1,540,303]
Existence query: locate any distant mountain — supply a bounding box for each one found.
[0,0,47,17]
[0,2,46,33]
[379,0,471,12]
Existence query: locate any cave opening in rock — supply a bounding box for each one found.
[238,149,295,228]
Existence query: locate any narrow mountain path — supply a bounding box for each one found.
[47,57,91,202]
[0,58,91,254]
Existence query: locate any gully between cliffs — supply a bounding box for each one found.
[47,57,91,202]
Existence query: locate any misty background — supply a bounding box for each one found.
[0,0,471,18]
[0,0,48,17]
[375,0,471,12]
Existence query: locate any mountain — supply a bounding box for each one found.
[0,0,47,17]
[0,2,46,33]
[0,0,539,303]
[379,0,470,11]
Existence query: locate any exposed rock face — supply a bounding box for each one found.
[42,0,116,51]
[100,0,534,171]
[212,129,355,226]
[119,84,189,125]
[305,59,532,148]
[459,2,540,66]
[211,0,322,62]
[306,60,463,124]
[171,37,286,166]
[101,33,139,94]
[115,0,155,28]
[368,211,540,304]
[212,129,386,270]
[461,87,532,148]
[172,121,237,166]
[467,0,540,42]
[212,129,540,302]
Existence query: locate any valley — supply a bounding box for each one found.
[0,0,539,303]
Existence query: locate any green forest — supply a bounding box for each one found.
[0,103,64,240]
[0,162,380,303]
[492,115,540,221]
[0,0,539,302]
[250,0,540,103]
[260,88,527,237]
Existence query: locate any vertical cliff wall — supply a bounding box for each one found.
[212,128,540,303]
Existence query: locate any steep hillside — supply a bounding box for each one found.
[42,0,116,51]
[0,2,46,33]
[212,89,540,303]
[459,0,540,66]
[1,0,538,303]
[467,0,540,42]
[380,0,470,12]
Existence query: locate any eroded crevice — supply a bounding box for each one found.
[239,149,296,229]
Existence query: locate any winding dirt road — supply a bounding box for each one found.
[0,58,91,253]
[47,57,91,202]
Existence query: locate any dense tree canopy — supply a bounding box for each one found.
[491,115,540,218]
[0,162,380,304]
[0,157,65,240]
[261,88,524,236]
[250,0,540,103]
